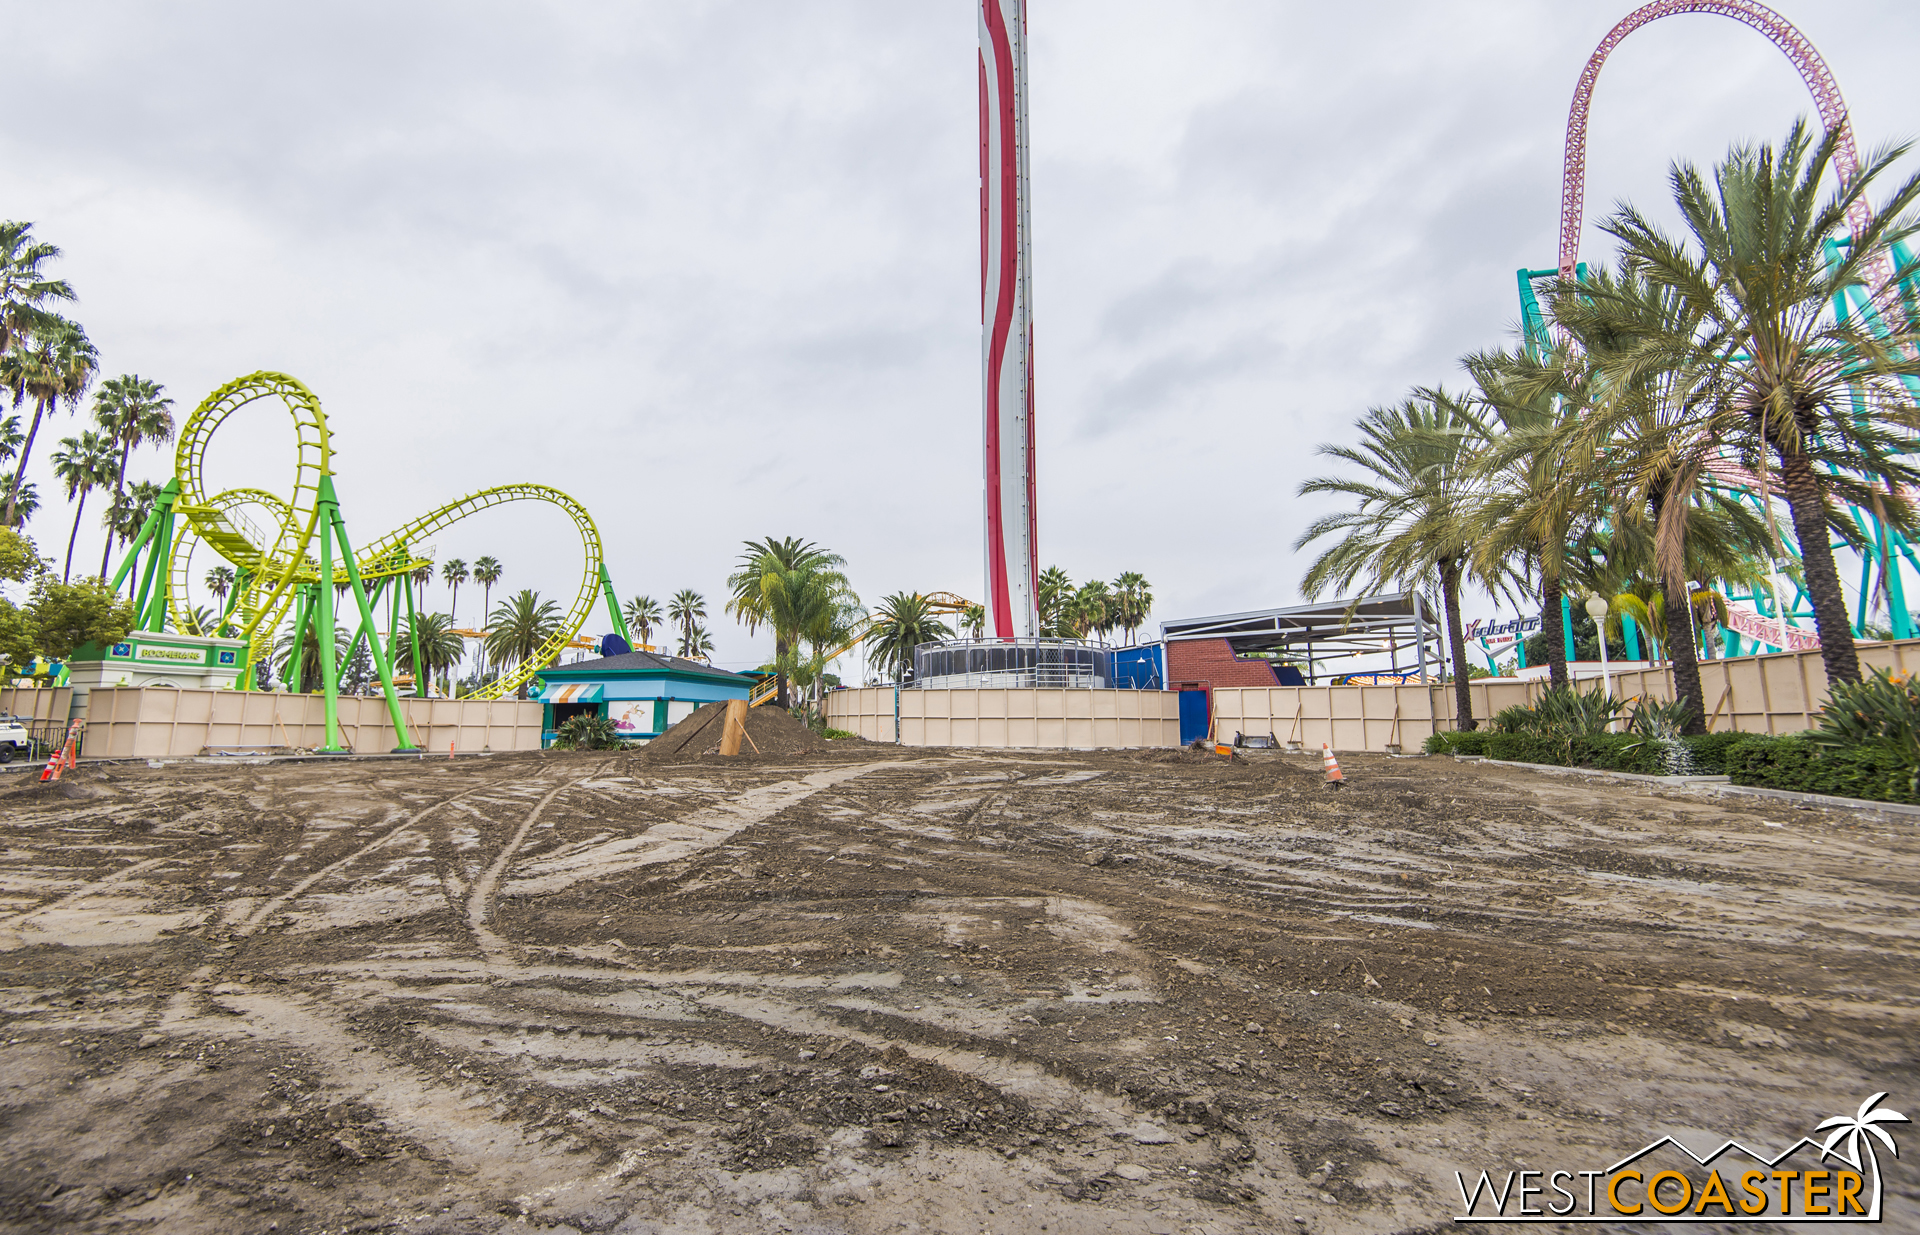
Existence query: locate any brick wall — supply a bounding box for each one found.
[1165,639,1281,689]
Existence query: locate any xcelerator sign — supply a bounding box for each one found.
[1454,1094,1905,1222]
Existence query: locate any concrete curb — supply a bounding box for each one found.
[1459,756,1729,787]
[1461,754,1920,819]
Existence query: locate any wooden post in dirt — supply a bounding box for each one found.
[719,698,748,757]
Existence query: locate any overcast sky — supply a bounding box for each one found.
[5,0,1916,675]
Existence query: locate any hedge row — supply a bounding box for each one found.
[1424,727,1917,804]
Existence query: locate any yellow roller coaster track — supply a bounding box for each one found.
[165,371,605,703]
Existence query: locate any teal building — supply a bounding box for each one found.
[534,651,754,742]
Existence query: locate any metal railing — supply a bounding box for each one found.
[911,637,1113,690]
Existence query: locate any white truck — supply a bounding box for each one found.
[0,715,32,764]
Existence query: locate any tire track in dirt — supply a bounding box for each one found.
[230,762,557,939]
[465,767,605,960]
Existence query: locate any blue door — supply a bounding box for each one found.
[1177,690,1210,745]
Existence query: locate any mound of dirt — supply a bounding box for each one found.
[638,701,828,762]
[1,775,105,801]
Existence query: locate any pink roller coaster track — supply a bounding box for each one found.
[1557,0,1867,279]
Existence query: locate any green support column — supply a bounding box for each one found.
[318,476,417,751]
[403,569,424,697]
[315,503,343,751]
[128,480,181,631]
[287,586,312,693]
[599,563,632,645]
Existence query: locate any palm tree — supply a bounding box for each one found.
[1067,579,1113,640]
[1598,120,1920,684]
[960,602,986,639]
[866,592,953,683]
[441,558,467,626]
[684,626,715,662]
[1,316,98,528]
[1111,572,1153,644]
[206,564,235,609]
[725,538,854,708]
[1298,387,1495,726]
[272,619,352,693]
[485,589,561,698]
[0,222,74,358]
[0,473,38,527]
[1037,566,1072,637]
[669,588,707,656]
[1466,350,1601,691]
[104,479,162,589]
[89,375,172,578]
[50,430,114,581]
[394,612,466,696]
[624,594,662,648]
[471,555,502,628]
[1545,263,1790,729]
[0,415,22,467]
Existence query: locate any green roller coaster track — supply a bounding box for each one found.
[109,371,627,751]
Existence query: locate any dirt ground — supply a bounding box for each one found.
[1,739,1916,1234]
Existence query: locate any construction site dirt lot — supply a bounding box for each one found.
[2,742,1916,1235]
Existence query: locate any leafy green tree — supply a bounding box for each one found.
[623,594,662,648]
[1111,572,1153,644]
[960,602,985,639]
[1067,580,1114,640]
[89,375,172,577]
[485,589,561,698]
[394,612,465,696]
[28,576,133,663]
[1298,387,1495,726]
[340,640,374,694]
[0,316,98,528]
[1596,120,1920,683]
[0,527,39,583]
[866,592,952,683]
[51,429,114,581]
[0,600,32,674]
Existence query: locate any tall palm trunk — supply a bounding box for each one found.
[4,396,48,527]
[1650,487,1709,734]
[775,634,790,708]
[1541,570,1568,689]
[1778,443,1860,683]
[1439,556,1476,730]
[63,489,88,581]
[100,439,131,578]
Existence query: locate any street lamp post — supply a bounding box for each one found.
[1584,595,1613,724]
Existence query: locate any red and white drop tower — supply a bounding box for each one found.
[979,0,1038,638]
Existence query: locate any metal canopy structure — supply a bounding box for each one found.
[1160,592,1448,684]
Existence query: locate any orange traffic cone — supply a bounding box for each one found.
[1321,742,1345,787]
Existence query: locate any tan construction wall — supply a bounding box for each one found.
[1212,637,1920,752]
[79,687,544,758]
[0,686,74,723]
[825,686,1180,749]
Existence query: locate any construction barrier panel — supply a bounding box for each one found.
[78,687,544,758]
[1212,637,1920,752]
[0,686,74,724]
[825,686,1180,749]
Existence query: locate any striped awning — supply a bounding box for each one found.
[537,682,603,704]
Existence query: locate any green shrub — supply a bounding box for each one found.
[1679,731,1749,774]
[553,712,624,751]
[1625,696,1695,739]
[824,728,857,741]
[1812,668,1920,796]
[1424,730,1492,755]
[1725,733,1920,804]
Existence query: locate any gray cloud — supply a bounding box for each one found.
[3,0,1914,669]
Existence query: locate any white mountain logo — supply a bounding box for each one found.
[1454,1093,1907,1222]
